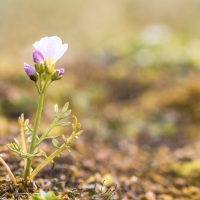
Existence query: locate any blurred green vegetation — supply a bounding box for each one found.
[1,0,200,147]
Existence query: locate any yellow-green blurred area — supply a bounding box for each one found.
[1,0,200,148]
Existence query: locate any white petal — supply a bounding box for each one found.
[52,43,68,62]
[33,36,68,63]
[33,37,49,58]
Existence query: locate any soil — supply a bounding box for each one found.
[0,134,200,200]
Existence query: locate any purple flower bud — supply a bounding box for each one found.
[24,62,38,82]
[32,50,44,65]
[55,68,65,76]
[24,63,35,76]
[51,68,65,81]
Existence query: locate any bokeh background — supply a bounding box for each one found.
[1,0,200,149]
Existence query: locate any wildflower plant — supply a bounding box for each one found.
[2,36,82,183]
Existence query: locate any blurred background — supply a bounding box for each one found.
[1,0,200,149]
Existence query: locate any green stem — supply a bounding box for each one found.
[36,118,57,147]
[29,131,81,180]
[23,92,45,180]
[29,144,66,181]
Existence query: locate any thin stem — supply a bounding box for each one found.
[36,83,40,94]
[23,92,45,180]
[36,118,57,147]
[0,157,17,185]
[19,114,27,179]
[39,74,42,90]
[29,131,80,180]
[43,77,52,92]
[29,144,66,181]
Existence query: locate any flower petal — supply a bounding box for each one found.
[33,50,44,65]
[33,36,68,63]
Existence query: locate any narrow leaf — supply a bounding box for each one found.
[62,134,67,143]
[54,104,58,114]
[59,110,71,120]
[14,138,20,147]
[25,123,33,132]
[24,119,29,125]
[27,136,32,143]
[76,123,81,131]
[52,139,60,148]
[56,121,71,127]
[26,131,32,136]
[61,102,69,113]
[72,115,78,125]
[44,135,59,140]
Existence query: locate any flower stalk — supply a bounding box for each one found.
[24,91,45,180]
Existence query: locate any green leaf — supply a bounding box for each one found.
[44,135,59,140]
[13,142,20,151]
[59,110,71,120]
[27,136,32,143]
[7,144,19,153]
[52,139,60,148]
[61,102,69,113]
[25,130,32,135]
[72,115,78,125]
[21,152,41,158]
[54,104,58,114]
[76,123,81,131]
[62,134,68,143]
[75,130,83,137]
[14,138,20,147]
[25,123,33,133]
[24,119,29,126]
[56,121,71,127]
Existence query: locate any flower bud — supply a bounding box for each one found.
[33,50,45,74]
[51,68,65,81]
[24,62,38,82]
[33,50,44,65]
